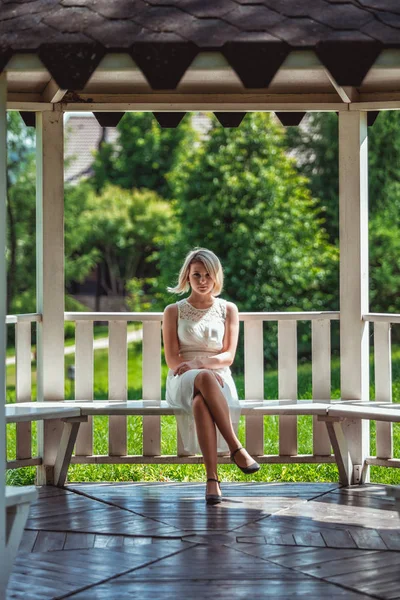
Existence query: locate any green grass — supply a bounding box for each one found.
[6,340,400,486]
[6,322,141,355]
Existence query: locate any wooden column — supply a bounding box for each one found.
[244,320,264,456]
[143,321,161,456]
[278,320,298,455]
[374,322,392,458]
[312,319,332,456]
[0,71,7,597]
[339,111,370,484]
[75,320,94,456]
[36,109,65,485]
[108,320,127,455]
[15,320,33,459]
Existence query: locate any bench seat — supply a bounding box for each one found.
[71,399,331,417]
[6,485,37,507]
[6,403,87,487]
[6,399,400,488]
[324,401,400,422]
[6,399,332,418]
[5,485,38,584]
[6,402,81,423]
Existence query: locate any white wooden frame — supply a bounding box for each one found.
[35,109,65,486]
[1,73,38,598]
[2,40,400,599]
[0,70,8,600]
[338,111,370,484]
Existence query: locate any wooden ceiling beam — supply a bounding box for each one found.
[41,79,67,103]
[324,68,359,103]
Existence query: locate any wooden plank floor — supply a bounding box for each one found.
[7,482,400,599]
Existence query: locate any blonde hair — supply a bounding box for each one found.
[167,248,223,295]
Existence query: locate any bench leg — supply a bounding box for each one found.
[53,417,87,487]
[319,417,353,486]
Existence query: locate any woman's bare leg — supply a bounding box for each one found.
[194,371,256,469]
[192,393,221,497]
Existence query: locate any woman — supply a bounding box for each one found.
[162,248,260,505]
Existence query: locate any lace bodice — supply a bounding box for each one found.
[178,297,226,323]
[176,297,227,358]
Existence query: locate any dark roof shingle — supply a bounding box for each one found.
[0,0,399,90]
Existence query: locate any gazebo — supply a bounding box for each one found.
[2,1,400,597]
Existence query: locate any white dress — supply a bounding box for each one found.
[165,297,241,455]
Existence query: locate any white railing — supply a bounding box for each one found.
[363,313,399,468]
[5,310,341,468]
[5,313,41,466]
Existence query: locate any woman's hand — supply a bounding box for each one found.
[173,362,224,387]
[173,361,192,376]
[213,372,224,387]
[173,358,203,376]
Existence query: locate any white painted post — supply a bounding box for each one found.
[312,319,331,455]
[244,320,264,456]
[278,320,297,455]
[36,109,65,485]
[108,320,127,455]
[142,321,161,456]
[339,110,370,484]
[0,71,8,599]
[75,320,94,456]
[374,322,392,459]
[15,321,32,459]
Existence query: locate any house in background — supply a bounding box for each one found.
[65,114,119,184]
[64,112,211,312]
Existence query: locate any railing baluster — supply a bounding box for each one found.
[142,321,161,456]
[278,320,297,455]
[108,321,127,456]
[312,319,332,456]
[15,321,32,460]
[374,321,392,459]
[75,320,94,456]
[244,320,264,456]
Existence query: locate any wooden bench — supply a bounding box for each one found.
[6,399,400,488]
[5,485,37,585]
[6,402,87,486]
[6,399,331,485]
[318,401,400,486]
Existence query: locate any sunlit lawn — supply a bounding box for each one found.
[6,338,400,486]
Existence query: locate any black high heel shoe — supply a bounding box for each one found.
[230,446,260,474]
[206,478,222,505]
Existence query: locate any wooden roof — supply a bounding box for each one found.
[2,1,400,111]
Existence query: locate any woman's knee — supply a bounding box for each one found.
[192,393,205,412]
[194,370,216,390]
[193,393,214,422]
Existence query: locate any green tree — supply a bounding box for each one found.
[64,180,102,288]
[71,183,176,304]
[6,113,35,313]
[285,113,339,243]
[286,111,400,314]
[369,182,400,314]
[163,113,338,315]
[7,155,36,315]
[91,113,197,198]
